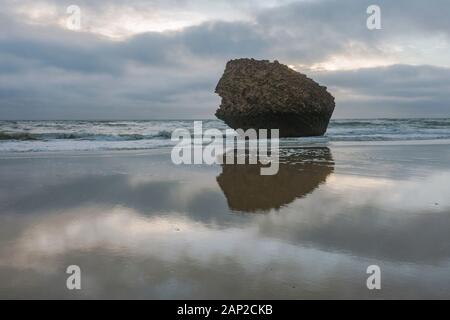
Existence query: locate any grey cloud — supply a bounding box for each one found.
[313,64,450,117]
[320,64,450,96]
[0,1,450,119]
[179,21,268,58]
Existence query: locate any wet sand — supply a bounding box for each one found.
[0,141,450,299]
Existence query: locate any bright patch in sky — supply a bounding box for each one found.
[83,8,207,39]
[12,1,256,39]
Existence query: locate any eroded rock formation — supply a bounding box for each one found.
[215,59,335,137]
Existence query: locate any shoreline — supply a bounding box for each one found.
[1,138,450,159]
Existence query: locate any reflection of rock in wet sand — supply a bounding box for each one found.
[216,147,334,213]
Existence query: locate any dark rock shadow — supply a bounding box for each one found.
[216,147,334,213]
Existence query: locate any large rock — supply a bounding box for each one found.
[215,58,335,137]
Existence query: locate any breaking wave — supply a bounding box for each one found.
[1,119,450,152]
[0,130,173,141]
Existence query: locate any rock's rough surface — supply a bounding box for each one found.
[215,59,335,137]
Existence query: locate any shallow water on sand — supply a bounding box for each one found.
[0,142,449,299]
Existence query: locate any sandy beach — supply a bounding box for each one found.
[1,140,449,299]
[2,0,450,305]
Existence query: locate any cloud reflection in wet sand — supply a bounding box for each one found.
[1,145,450,298]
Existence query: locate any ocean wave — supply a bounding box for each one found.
[0,130,173,141]
[329,135,450,142]
[0,131,38,141]
[330,120,390,127]
[1,119,450,153]
[330,118,450,128]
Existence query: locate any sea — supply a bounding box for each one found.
[1,118,450,153]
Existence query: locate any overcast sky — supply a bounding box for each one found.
[1,0,450,119]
